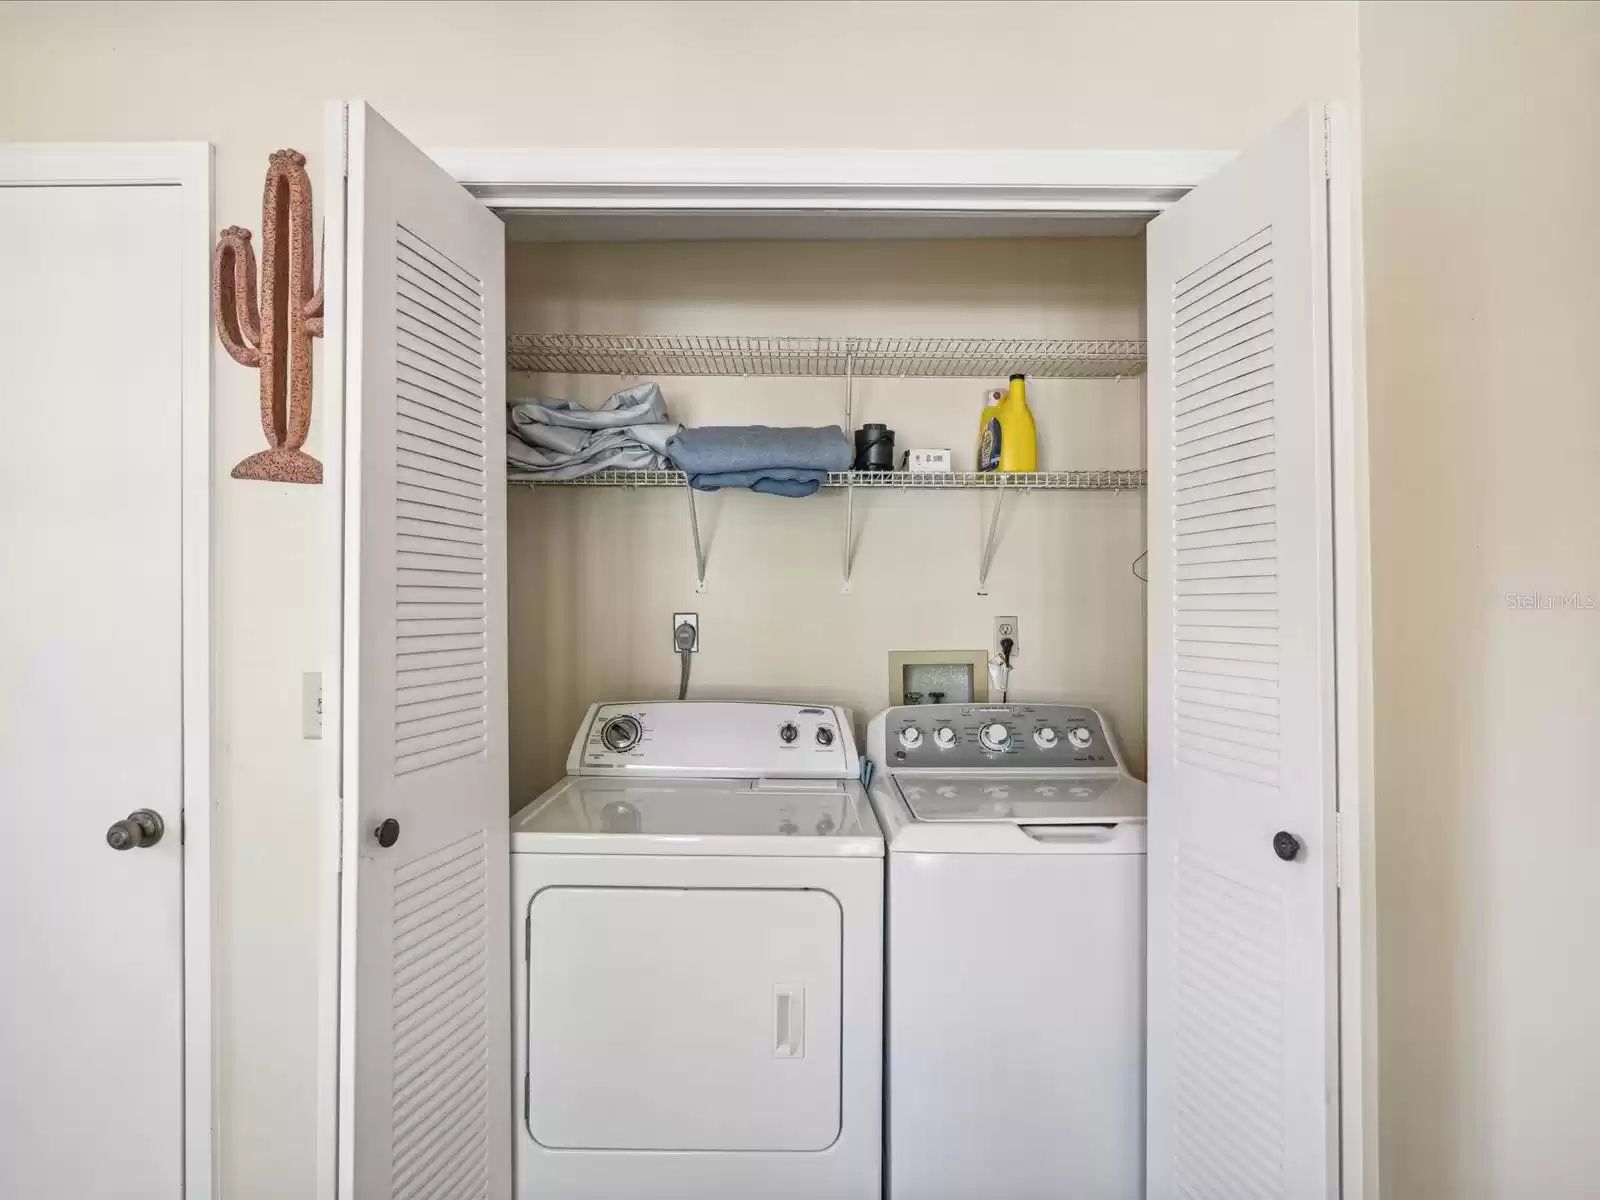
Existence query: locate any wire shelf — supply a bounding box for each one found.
[506,334,1145,379]
[509,469,1146,490]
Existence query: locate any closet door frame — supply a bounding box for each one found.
[450,139,1374,1199]
[430,147,1231,217]
[0,141,217,1200]
[318,134,1374,1199]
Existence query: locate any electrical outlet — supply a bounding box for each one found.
[672,612,699,653]
[994,616,1020,662]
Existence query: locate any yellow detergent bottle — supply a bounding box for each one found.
[976,374,1038,472]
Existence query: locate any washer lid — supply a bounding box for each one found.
[897,773,1144,824]
[512,776,883,857]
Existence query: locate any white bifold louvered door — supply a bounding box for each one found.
[329,101,509,1200]
[1146,106,1353,1200]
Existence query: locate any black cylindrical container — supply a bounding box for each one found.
[853,424,896,471]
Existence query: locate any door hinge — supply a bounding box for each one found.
[1334,810,1343,890]
[1323,105,1333,181]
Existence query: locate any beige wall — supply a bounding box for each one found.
[505,237,1147,797]
[0,2,1357,1196]
[1361,2,1600,1196]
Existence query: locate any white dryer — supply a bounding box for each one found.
[867,702,1147,1200]
[512,701,883,1200]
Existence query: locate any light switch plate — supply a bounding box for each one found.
[302,671,323,740]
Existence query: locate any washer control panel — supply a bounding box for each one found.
[568,701,858,779]
[880,703,1117,769]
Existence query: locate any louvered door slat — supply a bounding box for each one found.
[335,100,508,1200]
[1147,107,1341,1200]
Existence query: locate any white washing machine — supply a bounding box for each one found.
[867,702,1147,1200]
[512,701,883,1200]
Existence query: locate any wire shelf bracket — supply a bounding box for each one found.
[508,468,1144,596]
[684,480,708,593]
[977,479,1008,596]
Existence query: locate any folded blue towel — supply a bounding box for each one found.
[507,382,680,480]
[666,425,852,497]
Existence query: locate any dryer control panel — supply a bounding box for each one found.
[567,701,859,779]
[870,703,1119,770]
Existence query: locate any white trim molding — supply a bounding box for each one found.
[429,147,1231,212]
[0,141,217,1200]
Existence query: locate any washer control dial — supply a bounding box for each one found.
[600,715,643,753]
[1067,725,1093,750]
[779,722,799,744]
[933,726,958,749]
[815,726,835,747]
[1033,726,1059,749]
[899,725,923,749]
[979,722,1012,752]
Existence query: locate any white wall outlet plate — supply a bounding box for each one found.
[672,612,699,653]
[994,616,1020,662]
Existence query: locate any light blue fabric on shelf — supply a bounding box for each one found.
[506,381,680,480]
[666,425,853,497]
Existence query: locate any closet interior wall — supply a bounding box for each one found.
[504,236,1148,802]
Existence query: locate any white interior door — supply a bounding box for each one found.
[1145,105,1346,1199]
[0,182,185,1197]
[329,101,510,1200]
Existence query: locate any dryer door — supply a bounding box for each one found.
[527,886,842,1151]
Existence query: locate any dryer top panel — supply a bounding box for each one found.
[512,776,882,857]
[566,701,860,780]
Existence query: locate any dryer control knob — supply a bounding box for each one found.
[1067,726,1093,749]
[601,715,643,753]
[933,726,958,749]
[898,726,923,749]
[779,722,799,744]
[1033,727,1059,749]
[979,722,1011,752]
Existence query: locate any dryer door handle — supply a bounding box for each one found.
[773,985,805,1058]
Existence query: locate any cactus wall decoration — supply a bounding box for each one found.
[213,149,324,483]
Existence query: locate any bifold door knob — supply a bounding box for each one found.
[1273,831,1302,862]
[375,818,400,848]
[106,808,164,851]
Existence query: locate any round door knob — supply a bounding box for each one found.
[933,726,958,749]
[898,726,923,749]
[375,818,401,849]
[1033,727,1059,749]
[979,722,1011,752]
[1273,831,1301,861]
[105,809,164,851]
